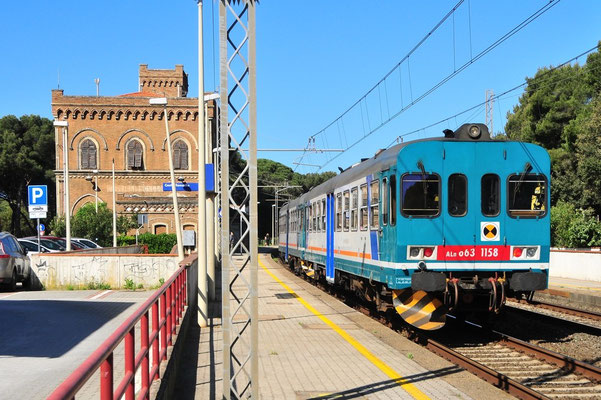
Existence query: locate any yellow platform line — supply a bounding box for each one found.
[550,283,601,292]
[259,258,430,400]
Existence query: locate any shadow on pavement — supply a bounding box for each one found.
[0,300,134,358]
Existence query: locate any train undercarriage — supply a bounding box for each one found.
[280,252,546,330]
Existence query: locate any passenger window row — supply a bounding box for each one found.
[286,173,546,234]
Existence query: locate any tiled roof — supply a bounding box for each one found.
[119,91,161,98]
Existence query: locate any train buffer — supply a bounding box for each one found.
[172,252,511,399]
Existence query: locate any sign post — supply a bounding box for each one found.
[28,185,48,254]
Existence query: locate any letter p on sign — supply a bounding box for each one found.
[28,185,48,208]
[32,188,43,202]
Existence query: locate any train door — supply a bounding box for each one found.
[326,193,335,283]
[443,142,475,271]
[300,205,307,256]
[285,209,290,261]
[476,144,506,261]
[379,168,397,262]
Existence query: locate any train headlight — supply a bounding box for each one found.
[512,247,523,258]
[410,247,421,258]
[526,247,537,258]
[423,247,434,258]
[468,125,481,139]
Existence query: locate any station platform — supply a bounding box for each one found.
[174,252,512,399]
[543,276,601,307]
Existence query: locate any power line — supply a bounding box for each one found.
[293,0,465,172]
[381,45,599,150]
[314,0,561,171]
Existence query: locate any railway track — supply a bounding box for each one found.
[509,297,601,323]
[280,258,601,399]
[430,319,601,400]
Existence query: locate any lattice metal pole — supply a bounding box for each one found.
[486,89,494,136]
[219,1,258,398]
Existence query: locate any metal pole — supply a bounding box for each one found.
[219,2,231,396]
[112,159,117,247]
[37,218,41,253]
[56,121,72,251]
[205,102,216,301]
[163,106,185,261]
[95,170,98,212]
[271,204,275,246]
[197,0,208,328]
[248,5,259,396]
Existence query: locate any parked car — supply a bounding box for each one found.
[18,239,59,255]
[71,238,102,249]
[23,236,85,251]
[0,232,32,291]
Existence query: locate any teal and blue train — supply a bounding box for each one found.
[278,123,550,330]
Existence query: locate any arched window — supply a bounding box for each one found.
[80,139,97,169]
[127,139,144,170]
[173,140,189,170]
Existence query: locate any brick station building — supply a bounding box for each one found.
[51,64,216,238]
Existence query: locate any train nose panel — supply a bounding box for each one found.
[392,289,447,330]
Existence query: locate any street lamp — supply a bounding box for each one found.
[54,120,71,251]
[150,97,184,261]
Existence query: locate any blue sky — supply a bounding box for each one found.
[2,1,600,173]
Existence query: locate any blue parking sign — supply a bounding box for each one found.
[28,185,48,208]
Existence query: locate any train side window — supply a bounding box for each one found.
[390,175,397,226]
[401,173,441,217]
[360,184,368,230]
[382,178,389,225]
[343,190,350,231]
[448,174,467,217]
[370,179,379,229]
[336,193,342,231]
[322,199,326,231]
[313,200,321,232]
[481,174,500,217]
[351,187,358,231]
[507,174,547,218]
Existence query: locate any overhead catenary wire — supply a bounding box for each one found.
[314,0,562,172]
[293,0,466,172]
[380,45,599,150]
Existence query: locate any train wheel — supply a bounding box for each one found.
[392,289,447,330]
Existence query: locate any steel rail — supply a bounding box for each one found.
[47,255,194,400]
[511,298,601,322]
[425,339,548,400]
[498,333,601,383]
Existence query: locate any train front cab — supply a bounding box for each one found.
[389,138,550,329]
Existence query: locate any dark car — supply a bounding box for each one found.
[0,232,32,291]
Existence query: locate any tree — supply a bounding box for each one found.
[0,115,55,236]
[117,214,138,235]
[71,203,114,247]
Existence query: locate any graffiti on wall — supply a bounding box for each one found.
[71,256,108,283]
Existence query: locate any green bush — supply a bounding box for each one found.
[117,233,177,254]
[551,201,601,247]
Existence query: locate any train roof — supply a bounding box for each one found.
[281,123,546,211]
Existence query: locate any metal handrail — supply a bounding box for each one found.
[48,255,194,400]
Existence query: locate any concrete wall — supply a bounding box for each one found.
[62,245,145,255]
[550,249,601,282]
[30,253,179,289]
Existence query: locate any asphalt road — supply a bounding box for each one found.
[0,289,153,400]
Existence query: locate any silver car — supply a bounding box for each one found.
[0,232,32,291]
